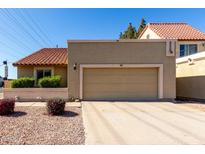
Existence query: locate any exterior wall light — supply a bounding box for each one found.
[73,63,77,70]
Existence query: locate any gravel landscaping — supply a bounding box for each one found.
[0,106,85,145]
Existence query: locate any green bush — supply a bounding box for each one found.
[46,98,66,115]
[11,77,35,88]
[38,76,61,88]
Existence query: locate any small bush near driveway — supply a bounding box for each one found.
[11,77,35,88]
[46,98,65,115]
[38,76,61,88]
[0,99,15,115]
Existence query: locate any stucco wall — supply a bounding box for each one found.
[177,57,205,77]
[17,65,67,87]
[140,28,161,39]
[176,55,205,99]
[18,66,34,78]
[3,88,68,101]
[54,66,67,87]
[68,41,176,100]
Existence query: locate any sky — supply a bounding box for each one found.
[1,8,205,79]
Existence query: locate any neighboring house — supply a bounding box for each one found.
[139,22,205,100]
[139,23,205,58]
[68,40,176,101]
[176,52,205,100]
[13,48,68,87]
[10,39,176,101]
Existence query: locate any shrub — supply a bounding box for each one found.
[46,98,66,115]
[38,76,61,88]
[11,77,35,88]
[0,99,15,115]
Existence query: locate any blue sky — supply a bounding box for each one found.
[1,8,205,79]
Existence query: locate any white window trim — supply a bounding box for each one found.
[179,44,198,57]
[33,66,54,80]
[79,64,163,100]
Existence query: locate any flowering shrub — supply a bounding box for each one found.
[0,99,15,115]
[46,98,65,115]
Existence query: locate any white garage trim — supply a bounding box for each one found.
[79,64,163,100]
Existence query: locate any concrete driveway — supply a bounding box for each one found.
[82,101,205,145]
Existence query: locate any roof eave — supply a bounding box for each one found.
[14,63,68,67]
[178,39,205,41]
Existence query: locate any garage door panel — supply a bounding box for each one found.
[83,68,158,100]
[85,83,157,91]
[85,77,157,83]
[85,90,157,97]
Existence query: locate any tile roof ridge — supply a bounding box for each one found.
[148,22,187,25]
[43,47,67,49]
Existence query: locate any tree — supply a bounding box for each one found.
[119,18,147,39]
[136,18,146,38]
[119,23,137,39]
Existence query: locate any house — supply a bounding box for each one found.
[139,23,205,100]
[67,40,176,101]
[13,48,68,87]
[7,39,176,101]
[176,52,205,100]
[139,23,205,58]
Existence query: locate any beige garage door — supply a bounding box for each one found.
[83,68,158,101]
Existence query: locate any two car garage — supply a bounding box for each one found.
[81,65,162,101]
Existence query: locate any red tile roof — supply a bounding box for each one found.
[140,23,205,40]
[13,48,68,66]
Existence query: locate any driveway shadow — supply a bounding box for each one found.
[0,111,27,117]
[173,98,205,104]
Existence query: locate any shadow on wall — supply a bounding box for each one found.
[176,76,205,100]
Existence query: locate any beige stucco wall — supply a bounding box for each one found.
[68,41,176,100]
[3,88,68,101]
[176,56,205,99]
[140,28,161,39]
[54,66,67,87]
[17,65,34,78]
[139,28,205,58]
[177,57,205,77]
[17,65,67,87]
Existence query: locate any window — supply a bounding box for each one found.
[180,44,197,57]
[36,69,52,81]
[146,34,150,39]
[44,69,52,77]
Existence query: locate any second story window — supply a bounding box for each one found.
[180,44,197,57]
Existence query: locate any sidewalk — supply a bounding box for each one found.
[15,102,81,107]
